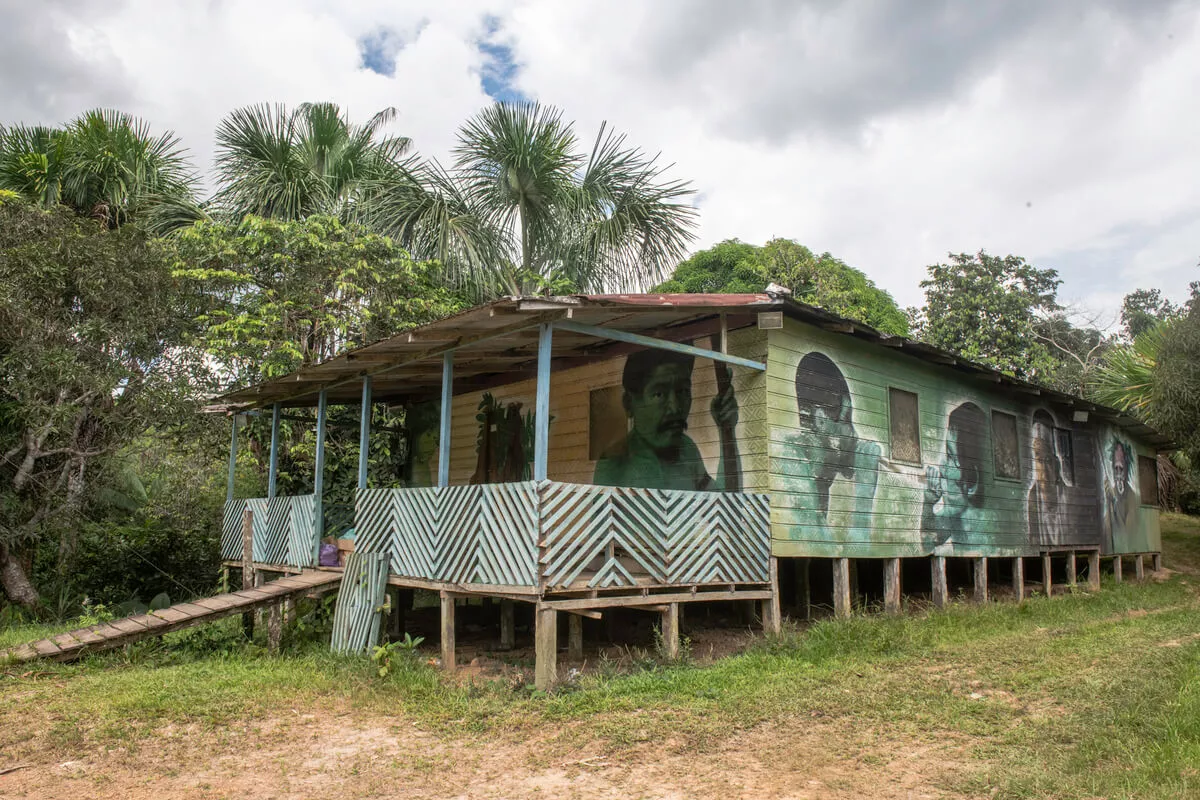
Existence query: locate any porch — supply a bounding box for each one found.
[213,295,781,688]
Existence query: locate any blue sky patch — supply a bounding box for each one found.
[478,16,528,103]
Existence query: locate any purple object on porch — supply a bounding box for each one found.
[319,543,339,567]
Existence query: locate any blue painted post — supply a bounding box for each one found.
[533,323,553,481]
[225,414,239,503]
[438,352,453,488]
[313,389,328,563]
[267,403,281,500]
[358,376,372,490]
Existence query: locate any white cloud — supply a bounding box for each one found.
[2,0,1197,313]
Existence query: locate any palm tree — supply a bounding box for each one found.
[0,110,197,228]
[367,102,697,297]
[212,102,411,221]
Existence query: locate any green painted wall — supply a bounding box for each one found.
[766,317,1161,558]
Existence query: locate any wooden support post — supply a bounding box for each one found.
[660,603,680,660]
[833,557,852,618]
[1113,555,1123,583]
[1087,550,1101,591]
[1152,553,1163,572]
[440,591,456,671]
[499,599,515,650]
[973,557,988,603]
[387,587,403,638]
[1066,551,1077,587]
[568,612,584,661]
[225,414,240,503]
[535,604,557,691]
[241,508,255,637]
[1042,553,1053,597]
[932,556,948,609]
[267,403,281,499]
[796,558,811,620]
[357,376,372,490]
[1135,554,1145,581]
[763,556,781,633]
[267,602,282,653]
[533,323,553,482]
[884,557,901,614]
[438,353,453,488]
[1012,557,1025,602]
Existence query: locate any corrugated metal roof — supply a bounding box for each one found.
[209,292,1174,449]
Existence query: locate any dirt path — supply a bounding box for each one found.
[0,702,980,800]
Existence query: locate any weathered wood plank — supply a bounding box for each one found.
[973,557,988,604]
[883,558,901,614]
[1087,550,1101,591]
[1135,554,1145,581]
[1042,553,1053,597]
[931,556,948,609]
[1113,555,1123,583]
[660,603,679,659]
[542,589,773,611]
[1066,551,1077,587]
[440,591,456,671]
[535,605,558,691]
[833,558,852,618]
[568,613,583,661]
[499,599,515,650]
[1012,557,1025,602]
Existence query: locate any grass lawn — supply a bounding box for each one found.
[3,514,1200,799]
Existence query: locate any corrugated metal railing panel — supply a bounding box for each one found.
[539,483,771,589]
[330,551,390,654]
[355,483,539,586]
[285,494,317,568]
[225,495,317,567]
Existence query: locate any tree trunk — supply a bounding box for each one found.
[0,541,40,608]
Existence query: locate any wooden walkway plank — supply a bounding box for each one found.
[3,571,343,665]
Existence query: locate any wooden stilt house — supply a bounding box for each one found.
[214,293,1169,688]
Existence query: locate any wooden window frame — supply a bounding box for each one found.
[991,410,1021,481]
[887,386,922,466]
[1138,454,1159,508]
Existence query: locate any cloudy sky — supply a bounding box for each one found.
[4,0,1198,316]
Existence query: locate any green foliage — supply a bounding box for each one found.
[372,632,425,678]
[368,101,697,298]
[1121,287,1182,341]
[910,251,1062,380]
[212,102,411,222]
[0,201,210,608]
[0,110,198,230]
[173,214,462,386]
[655,238,910,336]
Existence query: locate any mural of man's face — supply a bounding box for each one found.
[1113,446,1129,493]
[626,362,693,452]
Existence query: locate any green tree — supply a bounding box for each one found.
[910,251,1062,379]
[173,214,463,387]
[0,109,197,229]
[212,102,411,223]
[0,199,208,608]
[1120,288,1181,341]
[655,238,910,336]
[368,102,697,298]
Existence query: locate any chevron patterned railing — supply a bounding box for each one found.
[352,481,770,591]
[221,494,318,568]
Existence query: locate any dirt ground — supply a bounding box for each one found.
[0,703,974,800]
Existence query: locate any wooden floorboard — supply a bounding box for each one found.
[2,571,343,665]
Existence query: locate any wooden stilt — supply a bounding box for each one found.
[932,556,948,609]
[267,602,282,653]
[534,604,558,691]
[660,603,680,660]
[499,598,515,650]
[1135,554,1145,581]
[1113,555,1123,583]
[568,613,583,661]
[1087,550,1100,591]
[833,558,852,618]
[440,591,456,671]
[241,508,255,638]
[973,557,988,603]
[796,558,811,620]
[1152,552,1162,572]
[1066,551,1077,587]
[884,558,901,614]
[764,556,781,634]
[1042,553,1053,597]
[1012,557,1025,602]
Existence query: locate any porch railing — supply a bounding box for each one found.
[221,494,318,568]
[354,481,770,590]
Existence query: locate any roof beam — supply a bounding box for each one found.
[553,320,767,371]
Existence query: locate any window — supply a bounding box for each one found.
[992,411,1020,479]
[1054,428,1075,485]
[888,388,921,464]
[1138,455,1158,506]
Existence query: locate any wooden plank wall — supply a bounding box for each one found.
[435,326,769,492]
[767,318,1159,558]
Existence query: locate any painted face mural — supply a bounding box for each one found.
[922,401,987,548]
[593,348,740,491]
[1027,409,1068,545]
[777,352,882,539]
[1102,436,1140,549]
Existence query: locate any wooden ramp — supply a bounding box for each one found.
[2,570,343,664]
